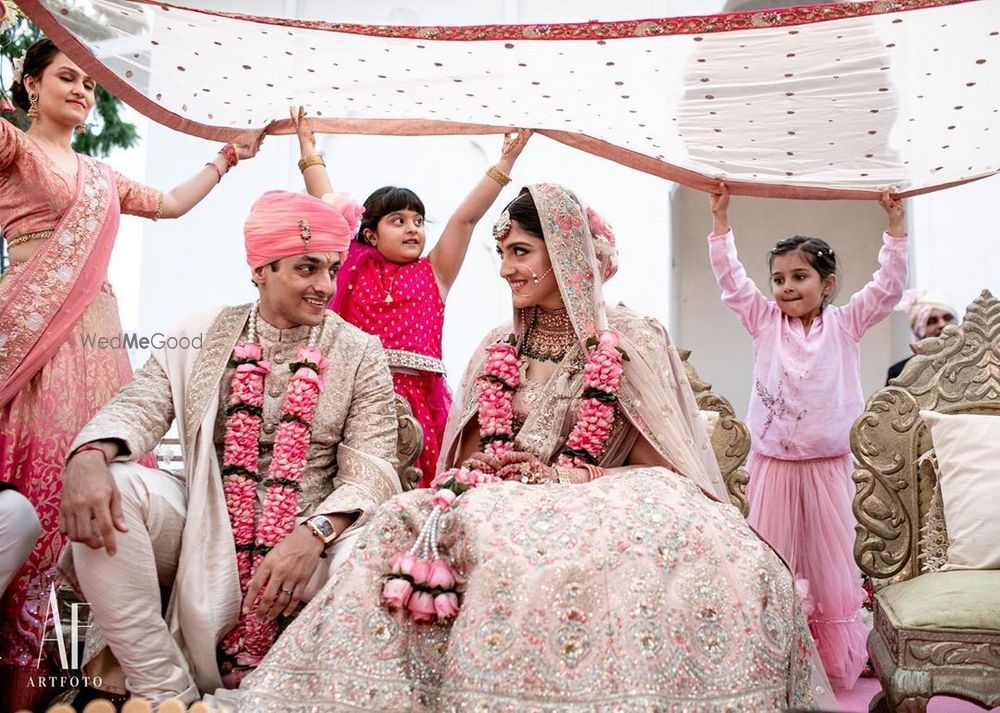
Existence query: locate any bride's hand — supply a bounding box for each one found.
[496,129,532,172]
[462,451,502,475]
[496,451,556,484]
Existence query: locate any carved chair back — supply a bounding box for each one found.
[852,290,1000,590]
[680,350,751,516]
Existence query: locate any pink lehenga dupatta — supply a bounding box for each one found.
[0,155,119,407]
[0,155,127,668]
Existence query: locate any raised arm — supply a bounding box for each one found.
[706,183,771,336]
[0,117,27,172]
[428,130,533,297]
[291,106,334,198]
[841,188,909,340]
[153,138,262,220]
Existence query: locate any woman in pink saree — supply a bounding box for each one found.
[0,38,259,703]
[238,183,832,711]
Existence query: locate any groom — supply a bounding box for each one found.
[58,190,400,704]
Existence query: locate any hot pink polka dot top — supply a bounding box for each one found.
[332,243,445,370]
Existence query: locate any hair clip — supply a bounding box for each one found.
[816,249,824,257]
[299,218,312,250]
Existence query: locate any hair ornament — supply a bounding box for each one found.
[492,209,512,242]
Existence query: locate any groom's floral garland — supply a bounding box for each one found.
[381,327,625,624]
[220,304,328,668]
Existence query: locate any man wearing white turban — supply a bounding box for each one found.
[886,289,959,383]
[57,190,400,705]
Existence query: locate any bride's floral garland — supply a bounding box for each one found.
[381,327,625,624]
[220,304,328,668]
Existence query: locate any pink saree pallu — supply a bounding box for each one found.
[0,156,148,667]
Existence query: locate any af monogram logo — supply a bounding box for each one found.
[29,582,103,689]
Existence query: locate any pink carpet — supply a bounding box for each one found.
[835,678,998,712]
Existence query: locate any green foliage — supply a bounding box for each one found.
[1,5,137,157]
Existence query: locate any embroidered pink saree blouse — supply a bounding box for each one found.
[0,119,161,246]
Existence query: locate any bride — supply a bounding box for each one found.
[237,183,830,711]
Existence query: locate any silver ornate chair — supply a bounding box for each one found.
[852,290,1000,713]
[680,350,751,516]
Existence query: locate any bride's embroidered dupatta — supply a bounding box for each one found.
[438,182,729,501]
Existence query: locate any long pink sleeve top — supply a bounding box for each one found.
[709,229,908,460]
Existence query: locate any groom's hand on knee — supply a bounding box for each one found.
[60,445,128,556]
[243,527,324,621]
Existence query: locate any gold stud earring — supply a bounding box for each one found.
[27,90,40,120]
[75,123,86,134]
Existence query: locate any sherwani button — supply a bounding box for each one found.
[263,423,276,434]
[274,352,286,364]
[269,386,282,397]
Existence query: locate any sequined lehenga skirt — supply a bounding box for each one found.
[240,468,829,712]
[0,286,151,667]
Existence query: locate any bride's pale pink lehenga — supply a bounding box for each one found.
[238,184,832,711]
[0,119,161,669]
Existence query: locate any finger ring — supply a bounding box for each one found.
[280,587,293,595]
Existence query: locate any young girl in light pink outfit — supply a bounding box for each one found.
[707,183,908,689]
[291,108,531,486]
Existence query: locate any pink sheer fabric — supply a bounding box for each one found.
[333,244,451,485]
[747,452,869,689]
[0,286,137,666]
[0,121,159,666]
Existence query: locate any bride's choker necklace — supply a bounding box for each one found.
[521,306,575,363]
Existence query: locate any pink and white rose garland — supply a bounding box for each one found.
[381,467,499,622]
[555,330,626,467]
[220,304,327,669]
[381,327,625,624]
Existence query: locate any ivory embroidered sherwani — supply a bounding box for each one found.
[63,304,400,704]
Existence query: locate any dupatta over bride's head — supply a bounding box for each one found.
[440,183,728,502]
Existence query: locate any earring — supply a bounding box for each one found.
[75,123,86,134]
[27,91,39,120]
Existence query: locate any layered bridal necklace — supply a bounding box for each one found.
[520,305,576,363]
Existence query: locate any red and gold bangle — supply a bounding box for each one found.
[73,442,110,464]
[582,464,606,481]
[218,142,239,169]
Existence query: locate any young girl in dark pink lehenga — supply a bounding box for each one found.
[291,108,530,486]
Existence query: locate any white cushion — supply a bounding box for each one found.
[919,411,1000,570]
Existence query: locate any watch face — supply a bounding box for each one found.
[311,516,336,542]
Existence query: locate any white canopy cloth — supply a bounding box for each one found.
[17,0,1000,198]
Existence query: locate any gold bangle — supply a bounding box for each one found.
[298,154,326,173]
[555,466,573,484]
[486,164,511,186]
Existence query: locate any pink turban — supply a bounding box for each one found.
[244,190,364,269]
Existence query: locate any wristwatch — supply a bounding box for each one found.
[303,514,337,546]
